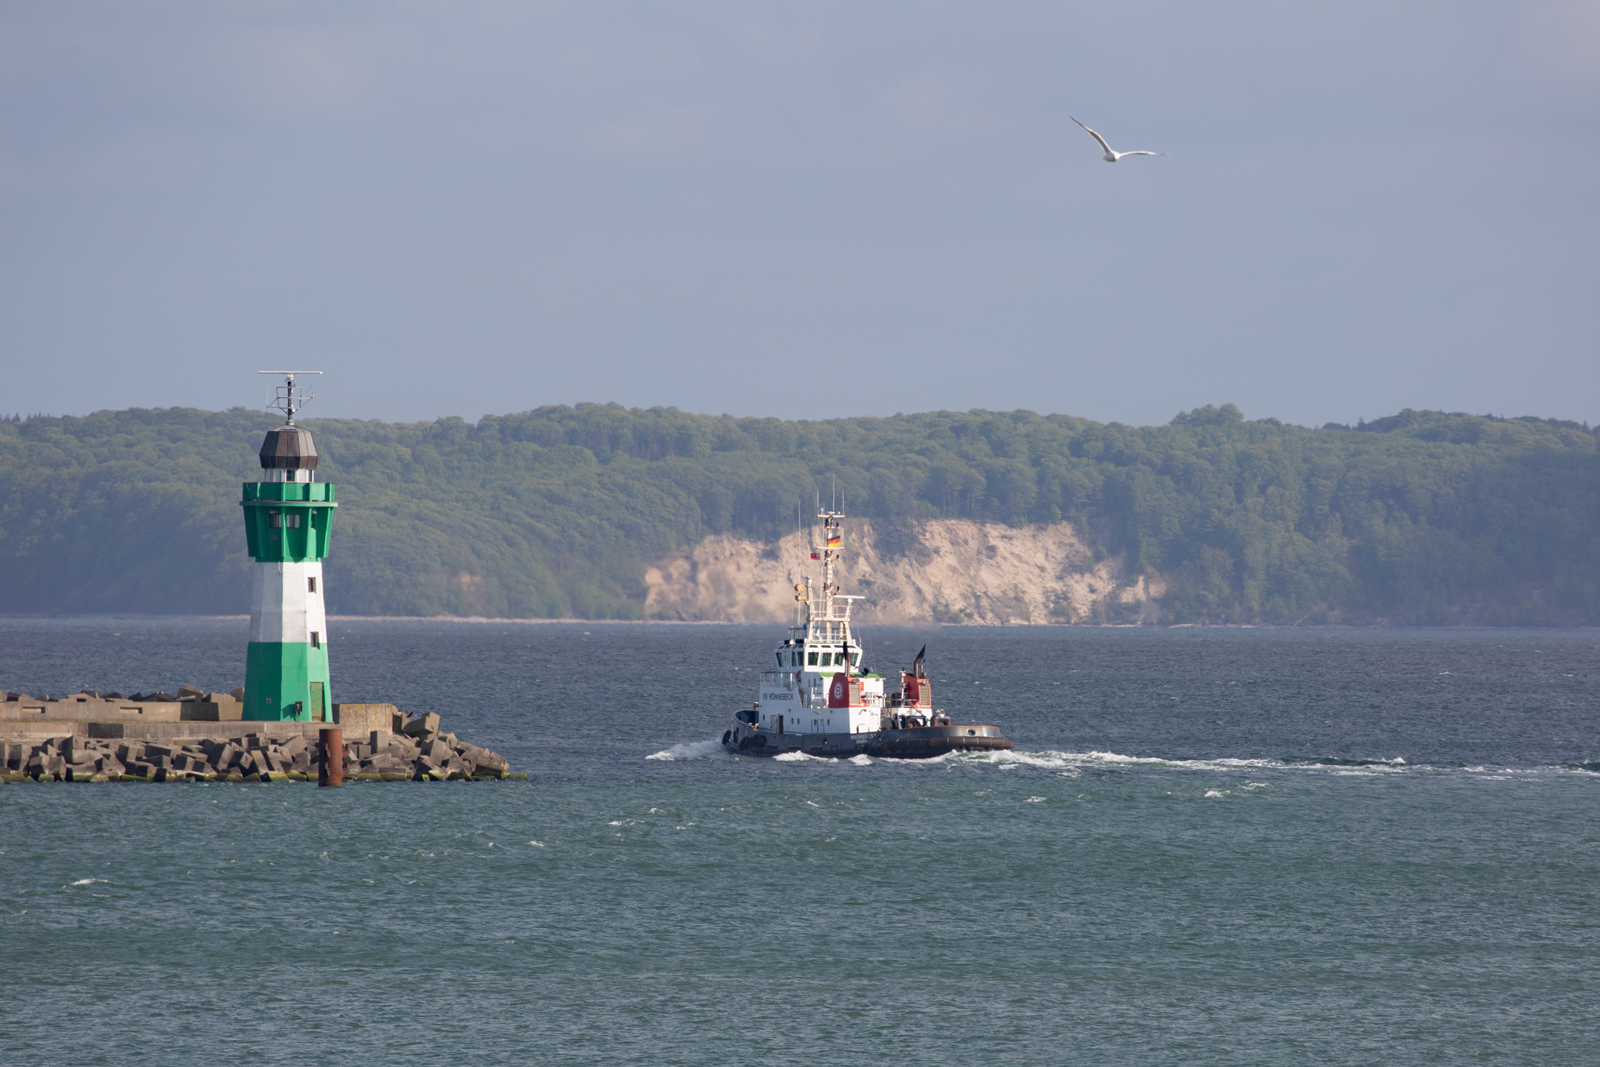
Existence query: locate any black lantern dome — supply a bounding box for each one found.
[259,426,319,470]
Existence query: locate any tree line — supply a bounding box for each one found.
[1,402,1595,624]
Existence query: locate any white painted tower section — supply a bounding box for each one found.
[248,561,328,645]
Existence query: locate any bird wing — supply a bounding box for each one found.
[1119,151,1163,157]
[1071,117,1115,157]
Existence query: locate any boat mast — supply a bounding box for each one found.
[819,508,843,607]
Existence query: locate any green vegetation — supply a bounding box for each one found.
[1,403,1596,624]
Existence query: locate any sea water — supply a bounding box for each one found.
[1,619,1596,1065]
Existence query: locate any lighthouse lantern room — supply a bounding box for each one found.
[241,371,337,721]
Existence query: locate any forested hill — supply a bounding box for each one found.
[1,403,1596,625]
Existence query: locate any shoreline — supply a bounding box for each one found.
[0,614,1594,631]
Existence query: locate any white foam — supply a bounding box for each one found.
[945,747,1422,776]
[773,751,824,762]
[645,739,728,761]
[68,878,104,886]
[1204,789,1229,798]
[847,754,873,766]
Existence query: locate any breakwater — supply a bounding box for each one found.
[2,689,515,783]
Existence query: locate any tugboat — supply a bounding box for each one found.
[722,509,1013,760]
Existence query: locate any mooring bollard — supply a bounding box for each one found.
[318,727,343,787]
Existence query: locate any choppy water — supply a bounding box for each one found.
[2,619,1597,1065]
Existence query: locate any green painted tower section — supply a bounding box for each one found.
[241,373,338,722]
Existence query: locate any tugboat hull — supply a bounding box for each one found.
[721,721,1012,760]
[866,724,1012,759]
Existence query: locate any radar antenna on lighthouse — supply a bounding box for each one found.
[258,370,322,425]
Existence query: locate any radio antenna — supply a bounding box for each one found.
[258,370,322,425]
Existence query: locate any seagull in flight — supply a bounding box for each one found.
[1071,117,1163,162]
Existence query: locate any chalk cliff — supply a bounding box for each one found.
[643,519,1165,625]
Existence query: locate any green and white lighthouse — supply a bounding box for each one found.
[241,371,337,722]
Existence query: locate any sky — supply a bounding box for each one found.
[2,1,1597,428]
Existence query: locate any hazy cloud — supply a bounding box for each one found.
[0,1,1594,427]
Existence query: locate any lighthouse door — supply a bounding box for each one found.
[309,682,326,722]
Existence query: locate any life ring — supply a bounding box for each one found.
[722,730,731,745]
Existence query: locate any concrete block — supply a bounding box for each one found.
[424,739,451,762]
[473,750,510,774]
[402,712,441,737]
[332,703,400,734]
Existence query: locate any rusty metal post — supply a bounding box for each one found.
[318,727,343,787]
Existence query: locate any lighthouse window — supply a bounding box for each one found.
[308,577,317,593]
[311,631,320,648]
[807,651,818,666]
[286,514,302,529]
[269,510,281,529]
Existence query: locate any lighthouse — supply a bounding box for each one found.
[241,371,336,722]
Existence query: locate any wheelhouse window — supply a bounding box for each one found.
[819,652,832,667]
[807,652,818,666]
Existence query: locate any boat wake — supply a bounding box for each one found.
[645,741,1596,779]
[645,739,730,761]
[943,748,1414,774]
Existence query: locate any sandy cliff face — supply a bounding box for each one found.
[643,519,1165,625]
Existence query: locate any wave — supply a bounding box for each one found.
[643,739,1597,779]
[644,739,729,761]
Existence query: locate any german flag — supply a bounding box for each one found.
[826,532,842,548]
